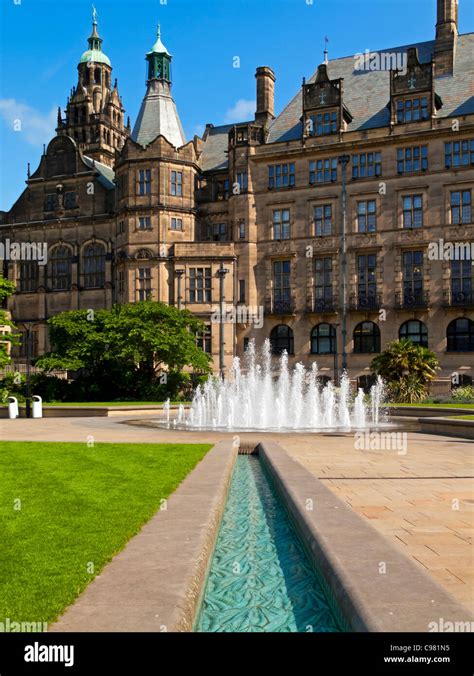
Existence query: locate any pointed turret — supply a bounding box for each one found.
[131,25,185,148]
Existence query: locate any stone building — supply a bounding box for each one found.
[1,0,473,389]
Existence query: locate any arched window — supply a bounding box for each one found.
[83,243,106,289]
[447,318,474,352]
[311,323,336,354]
[94,68,101,84]
[49,245,72,291]
[353,321,381,354]
[270,324,294,355]
[399,320,428,347]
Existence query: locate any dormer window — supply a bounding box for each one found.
[302,64,352,139]
[308,111,338,136]
[396,97,429,123]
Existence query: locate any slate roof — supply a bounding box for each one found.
[131,80,186,149]
[200,34,474,171]
[82,155,115,190]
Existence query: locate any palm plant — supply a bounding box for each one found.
[371,339,440,403]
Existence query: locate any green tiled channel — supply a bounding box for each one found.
[196,455,345,632]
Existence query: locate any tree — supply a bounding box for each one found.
[371,339,440,403]
[0,274,16,368]
[35,301,212,400]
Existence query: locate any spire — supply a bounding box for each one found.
[80,5,111,67]
[132,25,185,148]
[324,36,329,65]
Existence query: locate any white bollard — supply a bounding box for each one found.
[8,397,19,419]
[32,395,43,419]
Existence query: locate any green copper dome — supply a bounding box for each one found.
[80,9,111,67]
[80,49,111,66]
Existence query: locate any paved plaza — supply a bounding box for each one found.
[2,414,472,613]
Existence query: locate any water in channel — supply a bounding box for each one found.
[196,455,343,632]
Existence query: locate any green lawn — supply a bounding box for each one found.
[0,441,211,625]
[451,415,474,420]
[41,401,190,407]
[386,403,474,409]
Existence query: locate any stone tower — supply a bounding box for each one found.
[57,8,129,166]
[435,0,459,75]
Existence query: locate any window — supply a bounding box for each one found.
[396,97,429,123]
[357,255,377,304]
[450,191,472,225]
[352,153,382,179]
[403,195,423,228]
[238,221,246,239]
[196,325,212,354]
[64,191,77,209]
[451,259,472,303]
[403,250,424,302]
[309,158,337,184]
[273,260,291,307]
[189,268,211,303]
[445,140,474,169]
[137,268,152,301]
[447,318,474,352]
[44,194,56,212]
[314,258,333,309]
[399,320,428,347]
[118,220,125,234]
[83,243,106,288]
[314,204,332,236]
[213,223,227,241]
[353,321,381,354]
[397,146,428,173]
[273,209,290,240]
[50,245,72,291]
[270,324,294,355]
[311,323,336,355]
[218,179,229,200]
[138,169,151,195]
[171,171,183,196]
[138,217,152,230]
[118,270,125,294]
[236,172,248,192]
[171,217,183,231]
[268,163,295,189]
[357,200,376,233]
[19,261,38,293]
[238,279,245,303]
[308,111,338,136]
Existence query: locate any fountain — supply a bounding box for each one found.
[178,339,385,432]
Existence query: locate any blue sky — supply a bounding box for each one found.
[0,0,472,211]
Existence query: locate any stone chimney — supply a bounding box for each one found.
[255,66,276,128]
[434,0,459,76]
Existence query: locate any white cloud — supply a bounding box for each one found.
[224,98,256,123]
[0,99,57,147]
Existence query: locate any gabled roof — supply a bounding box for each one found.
[199,34,474,172]
[131,80,186,148]
[267,34,474,143]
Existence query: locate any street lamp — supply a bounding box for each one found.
[338,154,350,382]
[216,262,229,379]
[18,320,35,418]
[175,269,184,310]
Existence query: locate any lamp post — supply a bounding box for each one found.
[175,269,184,310]
[216,262,229,379]
[18,321,35,418]
[338,154,350,381]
